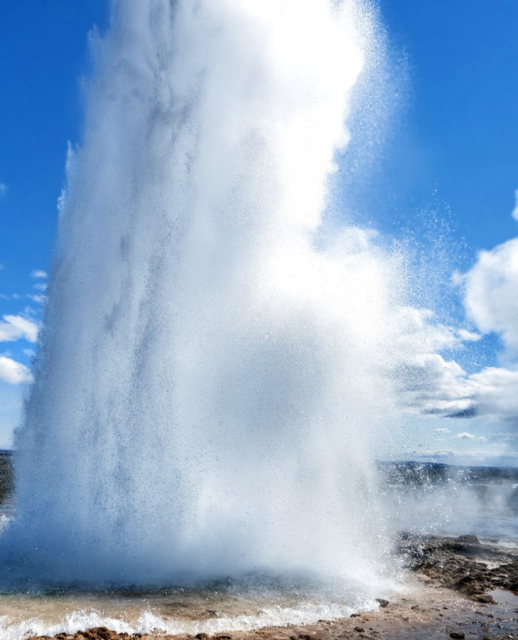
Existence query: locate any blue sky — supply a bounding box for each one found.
[0,1,109,445]
[379,0,518,255]
[1,0,517,462]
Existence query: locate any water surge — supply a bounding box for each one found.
[2,0,403,590]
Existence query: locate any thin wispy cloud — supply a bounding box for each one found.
[30,270,48,279]
[0,183,7,199]
[454,432,487,442]
[457,328,481,342]
[490,432,518,443]
[411,449,518,467]
[512,189,518,222]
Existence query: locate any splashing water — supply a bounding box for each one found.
[1,0,405,590]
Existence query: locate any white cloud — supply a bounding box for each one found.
[435,427,449,433]
[464,237,518,354]
[397,355,518,423]
[410,449,518,467]
[30,270,48,279]
[396,352,474,417]
[457,328,482,342]
[0,315,39,343]
[454,432,487,442]
[491,432,518,442]
[468,367,518,422]
[27,294,46,304]
[512,188,518,222]
[394,307,460,353]
[33,283,47,292]
[399,217,518,426]
[0,355,33,384]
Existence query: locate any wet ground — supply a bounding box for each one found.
[23,533,518,640]
[24,581,518,639]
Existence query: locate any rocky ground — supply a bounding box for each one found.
[400,533,518,598]
[27,534,518,640]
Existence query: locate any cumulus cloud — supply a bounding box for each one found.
[0,355,33,384]
[396,352,474,417]
[463,237,518,354]
[397,354,518,424]
[33,283,47,292]
[395,200,518,427]
[390,312,518,423]
[435,427,449,434]
[423,204,517,425]
[467,367,518,422]
[0,315,39,343]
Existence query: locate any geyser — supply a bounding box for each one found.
[3,0,402,588]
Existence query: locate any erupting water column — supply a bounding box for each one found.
[4,0,399,588]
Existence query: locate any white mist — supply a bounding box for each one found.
[4,0,403,589]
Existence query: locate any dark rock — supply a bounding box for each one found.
[375,599,389,608]
[196,635,210,640]
[449,633,465,639]
[476,595,496,604]
[87,629,114,640]
[353,627,365,633]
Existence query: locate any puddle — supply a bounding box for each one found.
[488,589,518,605]
[480,538,518,550]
